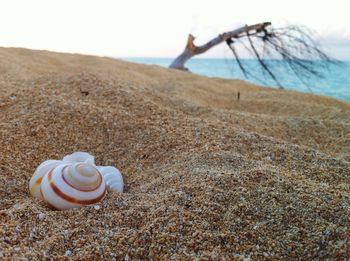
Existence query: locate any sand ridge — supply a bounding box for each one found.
[0,47,349,259]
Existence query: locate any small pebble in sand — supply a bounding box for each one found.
[65,250,72,256]
[94,205,101,210]
[38,213,45,220]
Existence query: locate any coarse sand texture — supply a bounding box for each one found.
[0,48,349,259]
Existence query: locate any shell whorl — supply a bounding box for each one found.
[40,163,106,210]
[29,160,62,200]
[63,163,102,191]
[97,166,124,193]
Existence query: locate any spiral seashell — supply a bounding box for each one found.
[40,163,106,210]
[30,159,62,200]
[29,152,123,210]
[97,166,124,193]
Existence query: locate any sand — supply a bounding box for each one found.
[0,47,349,259]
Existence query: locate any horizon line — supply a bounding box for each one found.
[118,56,350,62]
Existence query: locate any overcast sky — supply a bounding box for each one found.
[0,0,349,59]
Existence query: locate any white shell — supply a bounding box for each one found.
[29,159,62,200]
[97,166,124,193]
[29,152,124,209]
[40,163,106,210]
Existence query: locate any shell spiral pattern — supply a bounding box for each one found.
[40,163,106,210]
[29,152,123,210]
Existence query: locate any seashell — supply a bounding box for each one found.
[30,159,62,200]
[97,166,124,193]
[29,152,123,210]
[40,162,106,210]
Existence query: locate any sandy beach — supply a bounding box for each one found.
[0,47,349,259]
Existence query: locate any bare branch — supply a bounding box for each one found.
[226,38,248,78]
[169,22,271,70]
[246,29,283,88]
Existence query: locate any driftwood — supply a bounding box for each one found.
[170,22,335,89]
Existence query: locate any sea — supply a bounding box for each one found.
[122,58,350,102]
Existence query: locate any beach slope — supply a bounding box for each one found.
[0,47,349,259]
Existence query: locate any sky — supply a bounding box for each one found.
[0,0,349,60]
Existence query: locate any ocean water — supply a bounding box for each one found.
[122,58,350,102]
